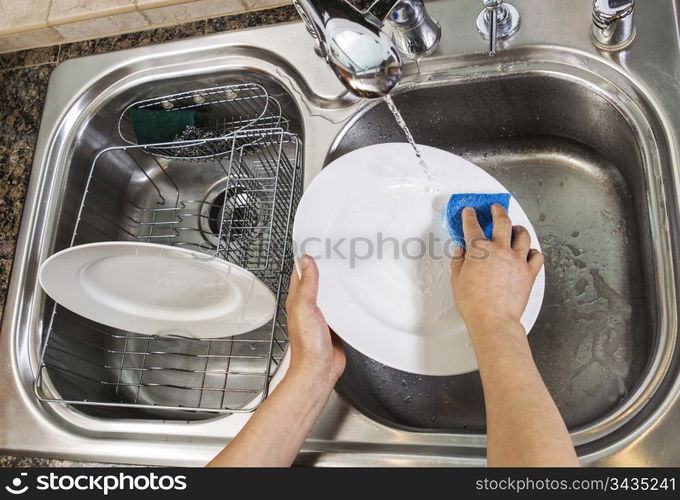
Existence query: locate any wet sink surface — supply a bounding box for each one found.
[332,75,652,432]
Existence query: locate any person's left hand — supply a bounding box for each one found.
[285,255,346,389]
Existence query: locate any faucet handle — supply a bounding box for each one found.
[367,0,401,24]
[484,0,500,56]
[387,0,441,57]
[592,0,635,50]
[477,0,520,56]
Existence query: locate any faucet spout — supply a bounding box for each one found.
[292,0,439,98]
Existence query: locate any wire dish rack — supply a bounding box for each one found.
[117,83,287,160]
[35,97,303,416]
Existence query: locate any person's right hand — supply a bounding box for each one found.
[450,204,544,339]
[450,206,578,468]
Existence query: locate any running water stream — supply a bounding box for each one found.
[383,94,433,181]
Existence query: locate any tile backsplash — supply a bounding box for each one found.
[0,0,290,54]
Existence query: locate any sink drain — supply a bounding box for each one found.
[200,181,262,250]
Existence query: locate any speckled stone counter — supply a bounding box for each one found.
[0,4,297,468]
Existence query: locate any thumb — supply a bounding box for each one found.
[296,254,320,302]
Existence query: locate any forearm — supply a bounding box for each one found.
[207,368,333,467]
[470,319,579,467]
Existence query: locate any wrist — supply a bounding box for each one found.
[466,314,525,338]
[284,363,337,395]
[466,315,530,352]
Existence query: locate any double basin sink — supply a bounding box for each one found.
[1,0,680,465]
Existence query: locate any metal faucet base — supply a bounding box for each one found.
[477,2,520,55]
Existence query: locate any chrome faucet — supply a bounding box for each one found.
[592,0,635,50]
[292,0,441,98]
[476,0,520,56]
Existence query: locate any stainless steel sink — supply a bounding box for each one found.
[2,0,680,466]
[333,75,654,432]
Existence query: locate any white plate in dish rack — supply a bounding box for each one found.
[293,143,545,376]
[39,241,276,339]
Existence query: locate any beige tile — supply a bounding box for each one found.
[54,10,149,41]
[49,0,137,25]
[134,0,197,7]
[0,0,51,36]
[141,0,246,25]
[0,27,62,54]
[241,0,291,10]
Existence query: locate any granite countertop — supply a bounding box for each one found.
[0,4,297,468]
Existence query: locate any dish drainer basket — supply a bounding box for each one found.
[117,83,287,160]
[35,122,303,416]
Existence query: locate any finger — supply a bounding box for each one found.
[288,257,303,292]
[461,206,485,248]
[491,203,513,246]
[527,249,545,278]
[512,225,531,255]
[294,254,319,303]
[450,244,465,279]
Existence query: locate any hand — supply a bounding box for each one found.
[209,256,344,467]
[285,255,346,389]
[450,204,544,339]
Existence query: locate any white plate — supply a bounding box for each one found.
[293,143,545,376]
[39,242,276,339]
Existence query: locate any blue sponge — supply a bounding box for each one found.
[446,193,511,248]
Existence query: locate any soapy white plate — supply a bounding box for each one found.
[39,242,276,339]
[293,143,545,376]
